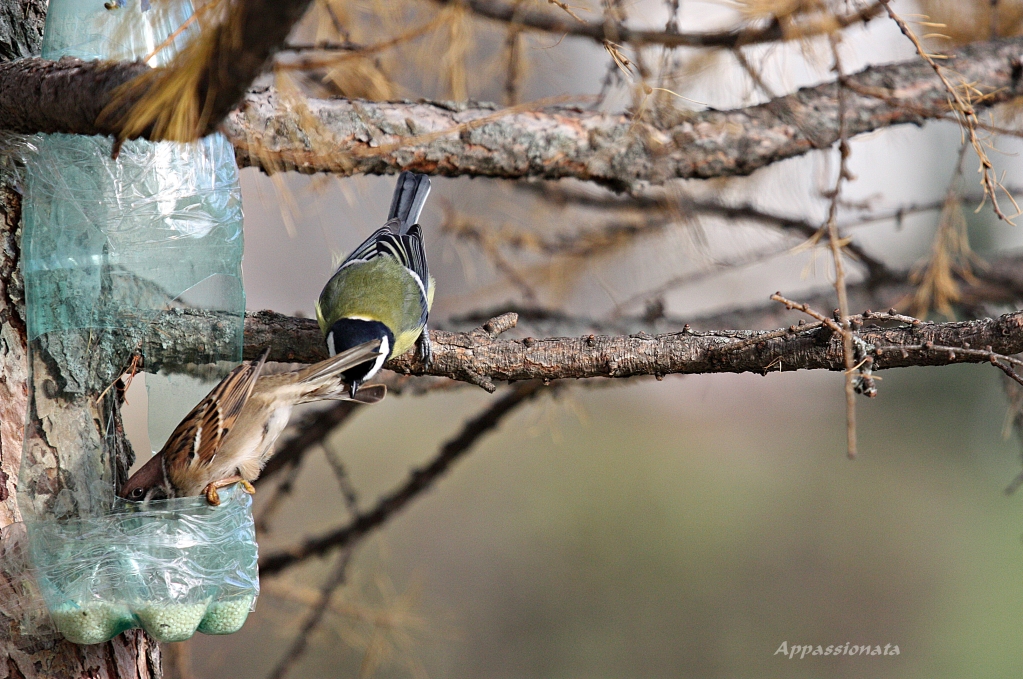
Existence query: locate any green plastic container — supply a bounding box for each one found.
[16,0,256,645]
[31,485,258,644]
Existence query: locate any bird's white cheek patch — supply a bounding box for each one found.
[326,331,336,357]
[366,335,389,380]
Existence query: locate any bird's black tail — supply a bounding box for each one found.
[387,171,432,234]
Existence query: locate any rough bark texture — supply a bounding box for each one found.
[0,0,43,62]
[0,57,150,136]
[224,37,1023,185]
[89,248,1023,388]
[0,2,160,676]
[231,305,1023,391]
[0,0,314,142]
[0,184,27,527]
[2,34,1020,184]
[0,169,163,679]
[236,250,1023,385]
[389,312,1023,385]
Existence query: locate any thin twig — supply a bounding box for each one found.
[770,294,844,333]
[732,46,777,99]
[265,549,354,679]
[429,0,882,50]
[324,448,361,518]
[880,0,1020,224]
[826,34,858,459]
[260,381,552,576]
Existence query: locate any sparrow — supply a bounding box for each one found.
[119,339,386,505]
[315,171,434,397]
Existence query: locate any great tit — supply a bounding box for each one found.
[315,171,434,396]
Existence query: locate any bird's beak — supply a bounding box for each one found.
[349,379,362,399]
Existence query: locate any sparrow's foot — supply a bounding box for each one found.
[416,327,433,367]
[203,476,255,506]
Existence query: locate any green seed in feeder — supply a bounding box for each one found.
[198,596,254,635]
[50,601,135,645]
[133,602,208,643]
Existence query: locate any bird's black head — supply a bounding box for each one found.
[326,318,394,394]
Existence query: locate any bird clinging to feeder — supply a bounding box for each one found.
[120,339,386,505]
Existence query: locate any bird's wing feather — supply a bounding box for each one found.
[397,223,430,292]
[337,223,429,287]
[338,225,395,270]
[162,351,268,483]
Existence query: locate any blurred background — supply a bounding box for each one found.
[126,0,1023,676]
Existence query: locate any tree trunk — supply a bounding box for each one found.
[0,2,161,677]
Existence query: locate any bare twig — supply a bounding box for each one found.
[826,34,859,458]
[324,449,361,518]
[428,0,882,50]
[260,380,552,575]
[265,549,354,679]
[732,46,777,99]
[770,294,844,333]
[880,0,1020,223]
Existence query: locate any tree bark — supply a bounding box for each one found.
[1,34,1020,186]
[232,302,1023,392]
[222,36,1023,186]
[0,0,314,142]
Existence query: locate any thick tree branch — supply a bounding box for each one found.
[233,305,1023,389]
[0,57,151,136]
[126,247,1023,381]
[387,311,1023,382]
[0,0,313,141]
[4,36,1022,180]
[223,37,1023,185]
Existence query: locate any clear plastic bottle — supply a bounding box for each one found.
[19,0,245,520]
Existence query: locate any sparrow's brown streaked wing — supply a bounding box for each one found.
[162,351,269,485]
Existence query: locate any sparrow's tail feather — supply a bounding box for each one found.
[295,339,384,401]
[387,171,431,233]
[350,384,387,404]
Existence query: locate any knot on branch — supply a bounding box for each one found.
[477,312,519,339]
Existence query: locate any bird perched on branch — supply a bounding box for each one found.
[316,171,434,397]
[119,340,386,505]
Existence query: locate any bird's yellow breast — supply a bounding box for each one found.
[316,257,433,357]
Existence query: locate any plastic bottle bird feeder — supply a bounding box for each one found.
[33,486,258,644]
[14,0,258,645]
